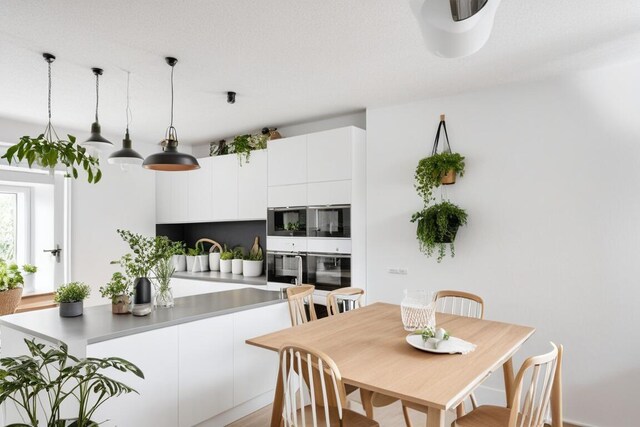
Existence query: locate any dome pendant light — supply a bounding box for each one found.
[142,57,199,171]
[108,72,143,167]
[83,68,114,149]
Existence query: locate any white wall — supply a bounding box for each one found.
[365,62,640,427]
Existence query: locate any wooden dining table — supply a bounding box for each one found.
[246,302,535,427]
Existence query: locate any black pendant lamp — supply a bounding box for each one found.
[108,72,143,166]
[143,57,199,171]
[83,68,113,149]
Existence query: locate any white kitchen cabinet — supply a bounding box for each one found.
[238,149,267,219]
[213,155,239,220]
[156,171,172,223]
[306,127,352,183]
[266,236,308,252]
[171,278,248,298]
[171,170,191,223]
[178,315,234,427]
[268,183,307,207]
[233,303,289,406]
[87,326,179,427]
[267,135,307,186]
[307,180,351,205]
[187,156,214,222]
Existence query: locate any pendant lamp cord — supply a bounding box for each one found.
[44,56,59,143]
[126,71,131,133]
[47,60,52,125]
[170,64,174,128]
[95,72,100,122]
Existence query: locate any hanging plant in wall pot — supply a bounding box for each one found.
[415,151,465,203]
[411,201,468,262]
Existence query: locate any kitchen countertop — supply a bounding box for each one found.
[173,270,267,286]
[0,288,284,347]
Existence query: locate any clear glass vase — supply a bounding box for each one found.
[155,287,174,308]
[400,289,436,332]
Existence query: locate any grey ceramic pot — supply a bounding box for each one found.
[59,301,83,317]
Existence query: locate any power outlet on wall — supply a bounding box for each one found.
[388,268,408,275]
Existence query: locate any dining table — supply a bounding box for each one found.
[246,302,536,427]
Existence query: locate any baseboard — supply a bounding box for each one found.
[196,390,274,427]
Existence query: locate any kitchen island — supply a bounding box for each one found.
[0,287,290,427]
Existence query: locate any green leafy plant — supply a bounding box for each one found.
[54,282,91,303]
[232,247,245,260]
[2,134,102,184]
[99,272,132,304]
[153,257,175,296]
[186,241,205,257]
[414,152,465,204]
[411,201,468,262]
[229,133,268,165]
[116,230,177,278]
[284,222,300,231]
[220,244,234,261]
[247,247,263,261]
[0,259,37,291]
[0,338,143,426]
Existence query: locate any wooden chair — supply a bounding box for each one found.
[286,285,317,327]
[276,343,379,427]
[453,343,563,427]
[326,288,365,316]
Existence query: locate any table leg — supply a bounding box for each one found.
[270,364,284,427]
[426,407,445,427]
[360,388,375,419]
[503,358,515,408]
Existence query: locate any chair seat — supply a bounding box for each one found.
[454,405,511,427]
[292,405,379,426]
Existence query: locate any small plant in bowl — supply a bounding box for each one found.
[55,282,91,317]
[411,201,468,262]
[231,247,245,275]
[219,245,234,274]
[243,247,264,278]
[415,152,465,204]
[99,272,132,314]
[185,242,208,272]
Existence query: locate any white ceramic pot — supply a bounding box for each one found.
[220,259,232,273]
[186,256,196,272]
[194,255,209,272]
[232,259,243,275]
[242,260,263,277]
[172,255,187,272]
[209,252,221,271]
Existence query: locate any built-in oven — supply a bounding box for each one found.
[268,207,307,237]
[306,252,351,292]
[307,205,350,238]
[267,252,308,285]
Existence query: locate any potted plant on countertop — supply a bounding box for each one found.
[209,244,221,272]
[99,272,132,314]
[171,242,187,272]
[151,238,182,308]
[0,338,144,427]
[231,247,245,275]
[185,241,208,273]
[243,247,264,278]
[55,282,91,317]
[0,259,37,315]
[219,245,234,274]
[411,201,468,263]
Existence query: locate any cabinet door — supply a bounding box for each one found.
[307,127,352,182]
[171,169,190,223]
[268,184,307,207]
[171,278,247,298]
[178,315,234,427]
[87,326,179,427]
[238,149,267,219]
[187,157,214,222]
[267,135,307,186]
[233,303,290,406]
[307,181,351,205]
[212,155,239,220]
[156,171,172,223]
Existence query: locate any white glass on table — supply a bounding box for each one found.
[401,289,436,332]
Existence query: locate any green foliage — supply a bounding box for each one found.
[154,257,175,294]
[411,201,468,262]
[229,133,268,165]
[220,244,234,261]
[186,241,205,256]
[0,194,17,260]
[1,134,102,184]
[284,222,300,231]
[0,338,143,426]
[414,152,465,204]
[0,259,37,291]
[232,247,245,260]
[247,247,263,261]
[99,272,132,304]
[116,230,182,278]
[54,282,90,303]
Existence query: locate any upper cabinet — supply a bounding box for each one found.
[238,150,267,219]
[212,155,239,221]
[306,127,352,183]
[267,135,307,186]
[187,157,214,222]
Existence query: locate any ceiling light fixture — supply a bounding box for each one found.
[410,0,501,58]
[142,57,200,171]
[108,71,143,167]
[227,91,236,104]
[83,67,114,149]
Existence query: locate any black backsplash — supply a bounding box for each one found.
[156,221,266,252]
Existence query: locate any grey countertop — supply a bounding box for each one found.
[173,270,267,286]
[0,288,284,347]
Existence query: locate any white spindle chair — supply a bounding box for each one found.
[434,290,484,320]
[454,343,563,427]
[286,285,318,327]
[277,344,379,427]
[326,288,365,316]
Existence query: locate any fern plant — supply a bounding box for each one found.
[414,152,465,204]
[411,201,468,262]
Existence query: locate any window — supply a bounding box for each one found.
[0,186,30,265]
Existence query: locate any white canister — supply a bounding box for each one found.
[231,259,243,275]
[209,252,221,271]
[242,260,263,277]
[186,256,196,272]
[172,255,187,272]
[220,259,232,273]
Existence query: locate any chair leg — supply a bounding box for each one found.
[455,402,465,418]
[401,403,413,427]
[360,388,375,419]
[469,392,479,410]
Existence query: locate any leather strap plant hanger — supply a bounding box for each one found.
[432,114,456,185]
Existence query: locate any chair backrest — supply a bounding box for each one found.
[435,290,484,319]
[286,285,317,326]
[509,343,562,427]
[278,343,348,427]
[326,287,364,316]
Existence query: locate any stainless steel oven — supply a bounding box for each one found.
[268,207,307,237]
[267,252,307,285]
[306,252,351,292]
[307,205,350,238]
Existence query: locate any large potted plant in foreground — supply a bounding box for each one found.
[99,272,132,314]
[0,338,143,426]
[411,201,468,262]
[55,282,91,317]
[0,260,37,315]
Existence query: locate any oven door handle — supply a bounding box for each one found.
[307,204,350,209]
[306,252,351,258]
[268,251,308,256]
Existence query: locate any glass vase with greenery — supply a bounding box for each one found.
[153,257,175,308]
[411,201,468,262]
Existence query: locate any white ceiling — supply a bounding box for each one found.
[1,0,640,145]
